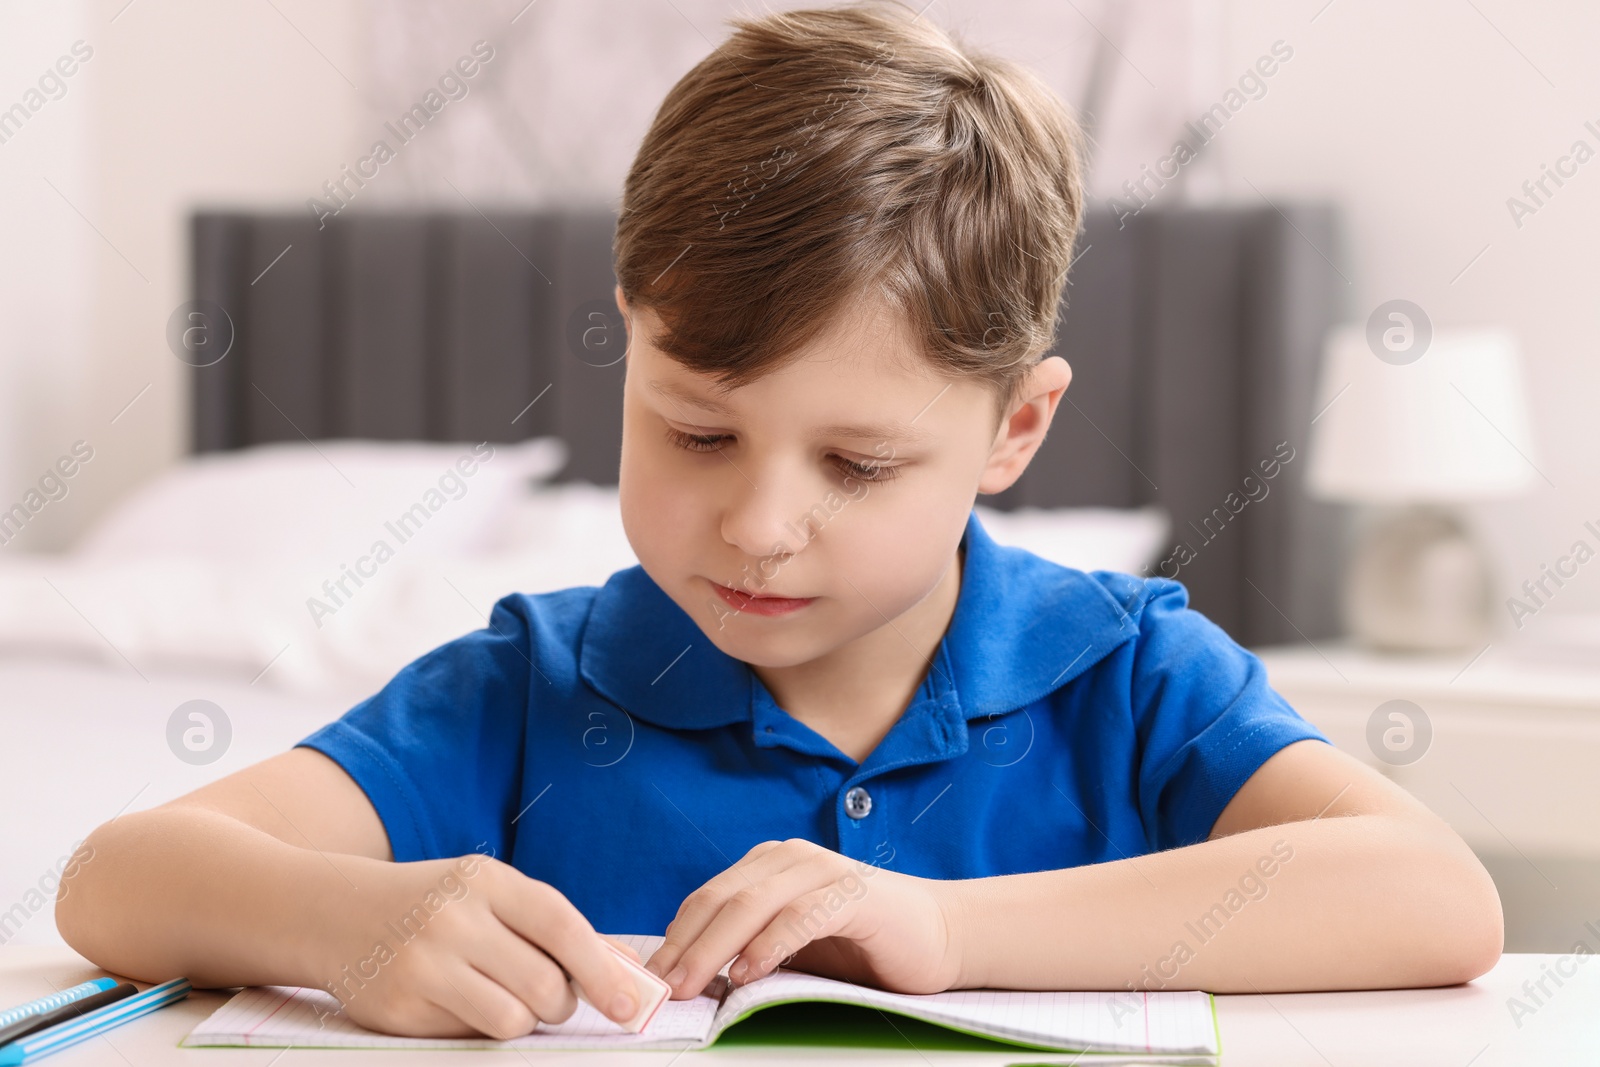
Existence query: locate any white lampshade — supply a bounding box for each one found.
[1307,327,1539,503]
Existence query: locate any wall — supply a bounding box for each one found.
[1212,1,1600,626]
[0,0,362,550]
[3,0,1595,629]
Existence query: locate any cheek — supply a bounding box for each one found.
[828,483,969,602]
[619,426,709,567]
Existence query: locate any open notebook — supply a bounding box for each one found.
[182,934,1220,1058]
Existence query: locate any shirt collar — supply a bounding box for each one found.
[577,509,1140,730]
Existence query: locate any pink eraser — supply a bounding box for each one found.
[568,941,672,1034]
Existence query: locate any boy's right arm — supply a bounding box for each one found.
[55,747,647,1039]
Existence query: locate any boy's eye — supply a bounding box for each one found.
[664,427,727,452]
[664,427,901,483]
[834,456,900,482]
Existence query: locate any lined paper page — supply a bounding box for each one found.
[182,933,1216,1056]
[715,971,1218,1055]
[181,985,720,1050]
[182,935,720,1050]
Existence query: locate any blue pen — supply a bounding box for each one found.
[0,978,191,1066]
[0,980,117,1031]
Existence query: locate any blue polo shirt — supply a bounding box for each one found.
[295,508,1328,935]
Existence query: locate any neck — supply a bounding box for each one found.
[753,541,965,763]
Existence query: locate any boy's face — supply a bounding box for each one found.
[614,286,1016,669]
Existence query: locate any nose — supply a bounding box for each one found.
[719,457,816,561]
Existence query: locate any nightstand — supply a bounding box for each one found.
[1253,639,1600,952]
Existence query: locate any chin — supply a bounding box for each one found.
[713,631,831,669]
[696,609,837,667]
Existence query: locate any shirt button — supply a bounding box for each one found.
[844,786,872,819]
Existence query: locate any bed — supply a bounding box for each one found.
[0,202,1344,946]
[187,202,1347,645]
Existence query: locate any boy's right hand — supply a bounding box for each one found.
[315,853,643,1039]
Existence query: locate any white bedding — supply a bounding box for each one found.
[0,442,1169,700]
[0,442,1167,944]
[0,481,642,703]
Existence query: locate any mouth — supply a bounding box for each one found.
[709,580,817,617]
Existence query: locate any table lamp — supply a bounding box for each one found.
[1307,326,1538,652]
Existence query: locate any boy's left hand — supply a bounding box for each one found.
[642,839,965,999]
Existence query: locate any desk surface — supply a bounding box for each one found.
[1,947,1594,1065]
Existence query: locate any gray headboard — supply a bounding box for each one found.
[189,204,1346,647]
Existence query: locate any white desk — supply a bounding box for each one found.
[3,947,1596,1065]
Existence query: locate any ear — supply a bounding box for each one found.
[614,284,635,366]
[977,356,1073,495]
[614,283,631,333]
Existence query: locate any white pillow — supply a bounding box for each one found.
[11,488,1164,698]
[973,504,1169,575]
[76,438,566,563]
[479,491,1167,576]
[477,481,638,566]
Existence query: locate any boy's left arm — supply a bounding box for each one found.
[644,739,1504,997]
[947,737,1504,993]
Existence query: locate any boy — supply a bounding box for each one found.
[56,0,1502,1041]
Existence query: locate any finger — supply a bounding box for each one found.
[657,858,843,1000]
[343,987,486,1039]
[493,876,642,1025]
[434,961,543,1041]
[732,886,859,986]
[467,921,579,1027]
[645,840,791,982]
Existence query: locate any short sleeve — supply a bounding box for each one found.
[1125,578,1330,851]
[294,594,532,863]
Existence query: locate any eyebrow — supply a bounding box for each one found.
[648,379,936,445]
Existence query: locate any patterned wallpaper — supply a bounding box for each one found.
[345,0,1219,211]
